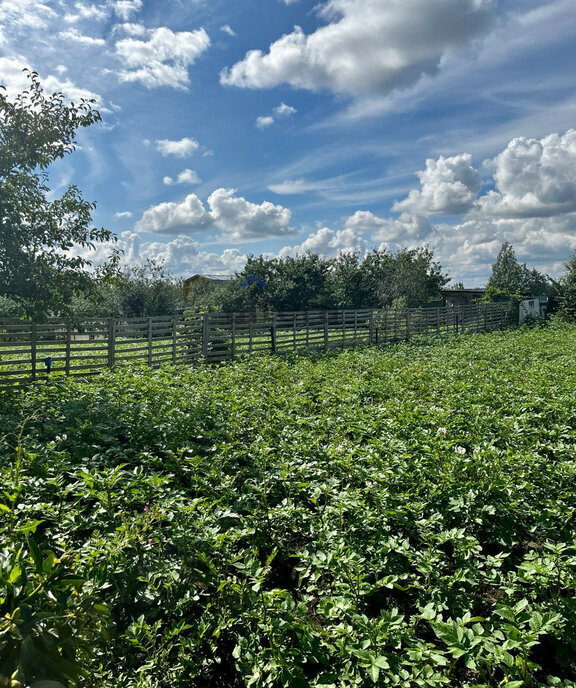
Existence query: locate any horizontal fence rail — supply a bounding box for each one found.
[0,302,511,386]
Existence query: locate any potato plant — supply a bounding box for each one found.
[1,322,576,688]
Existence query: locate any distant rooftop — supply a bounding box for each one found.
[184,274,235,283]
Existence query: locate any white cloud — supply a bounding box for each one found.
[155,137,199,157]
[112,0,142,21]
[220,24,236,37]
[209,188,293,240]
[256,116,274,129]
[116,26,211,89]
[345,210,430,245]
[59,28,106,46]
[221,0,494,96]
[268,178,337,194]
[163,169,202,185]
[63,2,108,24]
[114,211,133,218]
[76,231,247,277]
[273,102,296,118]
[256,102,297,129]
[136,194,212,234]
[114,22,147,36]
[0,55,103,107]
[135,188,294,240]
[393,154,481,215]
[478,130,576,218]
[424,213,576,285]
[0,0,56,32]
[279,225,367,259]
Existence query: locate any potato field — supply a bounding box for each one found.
[1,323,576,688]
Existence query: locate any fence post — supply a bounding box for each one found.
[172,317,177,363]
[271,312,277,353]
[202,313,209,359]
[107,319,116,368]
[65,322,71,376]
[31,322,37,381]
[147,317,153,366]
[231,313,236,360]
[293,312,297,350]
[369,311,374,344]
[324,312,329,350]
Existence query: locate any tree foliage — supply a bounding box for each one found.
[486,242,551,297]
[557,253,576,319]
[217,248,449,312]
[0,71,114,317]
[69,259,182,320]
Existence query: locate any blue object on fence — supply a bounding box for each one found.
[240,274,267,289]
[44,356,53,374]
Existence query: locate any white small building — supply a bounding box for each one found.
[519,296,547,324]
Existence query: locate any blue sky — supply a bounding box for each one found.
[1,0,576,285]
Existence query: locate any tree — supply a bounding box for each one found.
[220,253,333,312]
[362,247,449,308]
[0,71,115,317]
[486,242,551,297]
[328,252,375,309]
[557,253,576,319]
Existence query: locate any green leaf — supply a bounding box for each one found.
[368,664,380,683]
[18,519,44,535]
[8,564,22,583]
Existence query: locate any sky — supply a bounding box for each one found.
[1,0,576,285]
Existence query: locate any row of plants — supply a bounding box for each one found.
[1,322,576,687]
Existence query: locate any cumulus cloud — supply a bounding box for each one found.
[377,128,576,283]
[114,211,133,219]
[273,102,296,118]
[279,226,367,258]
[163,169,202,185]
[256,116,274,129]
[345,210,431,244]
[0,0,56,32]
[393,154,481,215]
[209,188,294,240]
[76,231,247,277]
[112,0,142,21]
[113,22,146,36]
[59,28,106,46]
[116,26,211,89]
[63,2,108,24]
[135,188,294,240]
[220,24,236,37]
[478,130,576,218]
[256,102,296,129]
[136,194,212,234]
[221,0,494,96]
[424,213,576,285]
[155,137,199,157]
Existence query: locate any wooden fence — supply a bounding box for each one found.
[0,302,511,386]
